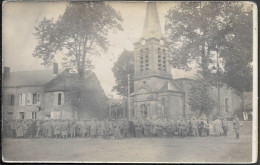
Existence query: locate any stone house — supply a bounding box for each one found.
[2,66,108,120]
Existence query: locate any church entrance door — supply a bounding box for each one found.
[140,104,148,119]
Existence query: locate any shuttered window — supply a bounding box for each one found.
[19,94,26,106]
[27,93,32,105]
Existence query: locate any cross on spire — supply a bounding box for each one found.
[141,2,163,40]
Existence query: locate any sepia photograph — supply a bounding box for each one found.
[2,1,258,163]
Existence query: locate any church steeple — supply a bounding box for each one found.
[141,2,163,40]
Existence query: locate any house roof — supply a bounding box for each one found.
[3,70,57,87]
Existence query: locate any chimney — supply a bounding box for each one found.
[3,67,10,80]
[53,63,58,75]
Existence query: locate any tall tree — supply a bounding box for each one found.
[165,2,253,79]
[165,2,253,116]
[33,2,123,77]
[219,3,253,114]
[188,74,216,117]
[112,50,134,97]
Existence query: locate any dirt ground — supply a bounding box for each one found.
[2,122,253,163]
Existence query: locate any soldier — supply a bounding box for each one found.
[53,120,61,138]
[16,120,24,138]
[61,120,69,138]
[47,120,54,138]
[10,120,17,138]
[143,119,149,137]
[177,117,186,137]
[213,116,223,136]
[84,119,91,138]
[190,117,199,136]
[90,119,97,138]
[69,119,77,138]
[22,120,29,138]
[78,119,86,138]
[233,115,240,139]
[128,120,135,138]
[221,116,229,136]
[30,119,37,138]
[36,120,42,138]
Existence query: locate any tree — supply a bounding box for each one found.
[112,50,134,97]
[165,2,253,79]
[33,2,123,77]
[165,2,253,117]
[220,3,253,114]
[188,74,216,117]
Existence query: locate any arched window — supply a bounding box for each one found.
[225,98,229,112]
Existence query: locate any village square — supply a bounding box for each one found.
[2,1,256,163]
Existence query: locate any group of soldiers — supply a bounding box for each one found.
[3,115,239,139]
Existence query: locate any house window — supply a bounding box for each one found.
[32,112,37,119]
[10,95,15,106]
[54,92,64,105]
[58,93,62,105]
[8,112,13,116]
[32,93,40,105]
[19,112,25,120]
[225,98,229,112]
[19,94,26,106]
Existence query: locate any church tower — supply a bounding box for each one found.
[134,2,171,82]
[131,2,182,120]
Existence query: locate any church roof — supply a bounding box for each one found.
[140,2,164,40]
[159,80,183,93]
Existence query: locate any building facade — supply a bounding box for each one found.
[2,66,108,120]
[130,2,242,120]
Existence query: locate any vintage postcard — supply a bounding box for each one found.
[2,1,258,163]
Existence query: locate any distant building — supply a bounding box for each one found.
[130,2,243,120]
[2,65,107,120]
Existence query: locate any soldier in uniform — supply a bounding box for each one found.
[190,117,199,136]
[16,120,24,138]
[22,120,29,138]
[36,120,43,138]
[233,115,240,139]
[61,120,69,138]
[221,116,229,136]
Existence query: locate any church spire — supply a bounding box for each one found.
[141,2,163,40]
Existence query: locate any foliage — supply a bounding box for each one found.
[188,75,216,116]
[112,50,134,97]
[165,2,253,79]
[110,101,124,119]
[33,2,123,77]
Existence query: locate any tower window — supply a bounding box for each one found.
[158,47,162,71]
[162,49,167,72]
[145,48,149,71]
[140,49,144,72]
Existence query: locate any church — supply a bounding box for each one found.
[129,2,242,120]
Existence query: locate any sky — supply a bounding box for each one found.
[2,1,195,98]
